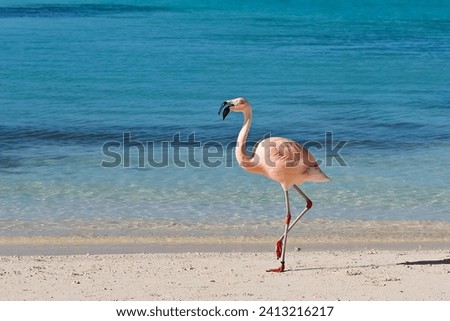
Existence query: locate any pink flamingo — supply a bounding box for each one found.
[219,97,330,272]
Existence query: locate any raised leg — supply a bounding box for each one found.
[267,190,291,273]
[274,185,312,259]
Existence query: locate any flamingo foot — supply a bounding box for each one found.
[275,240,283,259]
[266,263,285,273]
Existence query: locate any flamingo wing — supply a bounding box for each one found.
[264,137,319,168]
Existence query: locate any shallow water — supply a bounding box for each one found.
[1,0,449,237]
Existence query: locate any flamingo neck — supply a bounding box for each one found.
[235,108,253,167]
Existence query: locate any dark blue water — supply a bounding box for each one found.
[1,0,449,236]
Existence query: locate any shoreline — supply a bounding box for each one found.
[1,219,449,256]
[0,236,449,256]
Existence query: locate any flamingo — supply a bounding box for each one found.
[218,97,330,272]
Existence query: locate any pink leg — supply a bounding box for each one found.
[274,185,312,259]
[267,190,291,273]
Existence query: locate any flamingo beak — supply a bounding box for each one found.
[218,101,234,120]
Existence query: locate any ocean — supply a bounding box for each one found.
[1,0,449,238]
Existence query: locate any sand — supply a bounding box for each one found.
[1,247,449,300]
[1,219,449,300]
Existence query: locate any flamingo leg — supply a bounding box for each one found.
[267,190,291,273]
[275,185,312,258]
[288,184,312,232]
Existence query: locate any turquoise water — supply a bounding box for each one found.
[1,0,449,237]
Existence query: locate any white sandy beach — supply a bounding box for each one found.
[1,220,449,301]
[1,245,449,301]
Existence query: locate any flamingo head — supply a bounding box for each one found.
[218,97,251,120]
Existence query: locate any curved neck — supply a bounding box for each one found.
[235,108,253,165]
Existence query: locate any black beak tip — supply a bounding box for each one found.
[222,106,230,120]
[218,101,232,120]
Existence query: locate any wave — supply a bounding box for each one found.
[1,125,449,159]
[0,4,176,18]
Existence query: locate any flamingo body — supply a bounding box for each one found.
[246,136,330,190]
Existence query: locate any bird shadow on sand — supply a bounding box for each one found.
[287,263,390,272]
[285,258,450,272]
[397,258,450,266]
